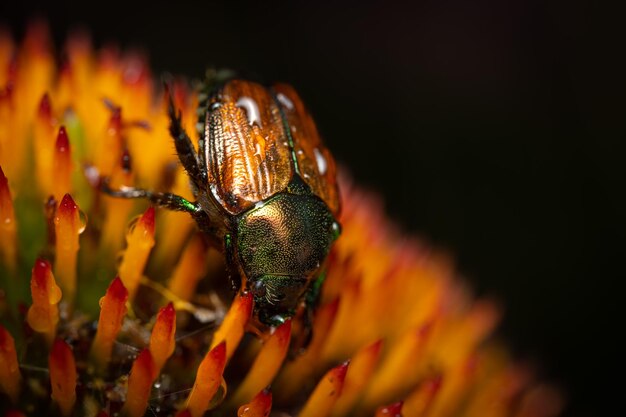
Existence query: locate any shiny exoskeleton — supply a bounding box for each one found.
[104,77,341,326]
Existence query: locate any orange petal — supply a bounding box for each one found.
[100,151,134,254]
[0,324,21,402]
[49,339,77,417]
[0,166,17,271]
[210,292,252,361]
[231,320,292,405]
[26,258,61,343]
[122,349,156,417]
[91,276,128,369]
[52,126,72,201]
[149,302,177,376]
[299,362,349,417]
[402,375,442,417]
[237,388,272,417]
[186,341,227,417]
[54,193,81,305]
[118,206,156,301]
[374,401,403,417]
[274,299,339,401]
[331,339,383,417]
[167,233,209,301]
[360,324,434,411]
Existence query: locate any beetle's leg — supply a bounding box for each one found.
[224,233,241,292]
[167,92,207,187]
[101,179,211,224]
[290,271,326,356]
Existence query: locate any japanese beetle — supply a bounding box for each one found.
[104,77,341,327]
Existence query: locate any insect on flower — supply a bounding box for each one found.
[104,76,341,327]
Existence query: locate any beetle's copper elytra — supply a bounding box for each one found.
[104,77,341,327]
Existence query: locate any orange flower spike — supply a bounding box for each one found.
[238,388,273,417]
[210,292,253,361]
[186,341,227,417]
[299,362,349,417]
[122,349,156,417]
[331,339,384,417]
[374,401,403,417]
[0,166,17,271]
[360,324,434,411]
[118,206,156,301]
[167,233,208,301]
[52,127,73,201]
[149,302,177,376]
[231,321,292,405]
[33,93,56,194]
[95,108,123,177]
[48,339,77,417]
[402,375,443,417]
[26,258,62,344]
[100,151,134,254]
[91,277,128,369]
[274,299,339,401]
[54,193,81,304]
[0,324,22,403]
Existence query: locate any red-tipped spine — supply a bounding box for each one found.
[149,302,176,377]
[299,362,349,417]
[0,325,22,402]
[375,401,404,417]
[26,258,62,344]
[211,292,253,361]
[237,388,273,417]
[54,193,81,306]
[231,320,292,405]
[186,341,227,417]
[122,349,155,417]
[118,207,155,301]
[52,126,72,201]
[49,339,77,417]
[0,166,17,271]
[91,277,128,370]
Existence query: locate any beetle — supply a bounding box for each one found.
[104,77,341,327]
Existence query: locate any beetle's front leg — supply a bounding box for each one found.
[167,90,207,188]
[102,180,196,211]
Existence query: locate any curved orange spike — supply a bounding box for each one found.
[52,127,72,201]
[118,206,155,301]
[34,93,57,195]
[49,339,77,417]
[402,375,443,417]
[186,341,227,417]
[237,388,272,417]
[331,339,384,417]
[210,292,252,361]
[26,258,61,344]
[274,299,339,402]
[231,320,292,405]
[122,349,155,417]
[149,302,176,376]
[299,362,349,417]
[0,166,17,271]
[167,234,209,301]
[54,193,81,305]
[91,277,128,369]
[0,324,21,403]
[374,401,403,417]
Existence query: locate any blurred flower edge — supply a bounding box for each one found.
[0,21,563,417]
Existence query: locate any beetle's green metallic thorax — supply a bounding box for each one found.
[235,185,337,282]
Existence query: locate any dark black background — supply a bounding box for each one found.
[2,1,624,416]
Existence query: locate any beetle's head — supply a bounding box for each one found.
[236,192,340,325]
